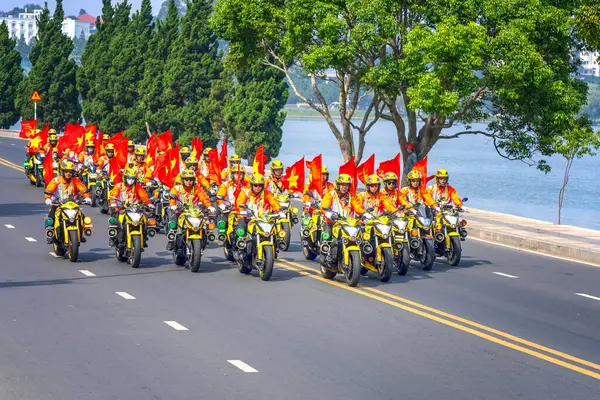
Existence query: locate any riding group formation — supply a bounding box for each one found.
[20,123,469,287]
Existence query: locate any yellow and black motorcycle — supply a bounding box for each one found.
[275,193,299,251]
[360,211,395,282]
[25,151,45,187]
[233,205,278,281]
[299,191,322,260]
[45,195,93,262]
[96,170,115,214]
[80,163,99,207]
[399,203,436,271]
[108,200,158,268]
[432,198,469,266]
[391,208,410,275]
[167,204,209,272]
[318,209,362,287]
[216,197,236,262]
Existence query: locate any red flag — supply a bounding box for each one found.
[253,144,267,175]
[84,124,97,145]
[169,144,180,182]
[219,139,228,170]
[339,156,357,195]
[412,156,428,188]
[43,148,54,185]
[208,148,222,184]
[282,157,305,193]
[157,130,173,153]
[306,155,323,196]
[356,154,375,185]
[20,119,38,138]
[145,134,158,166]
[153,152,172,187]
[26,122,48,154]
[112,139,129,168]
[377,153,401,179]
[108,157,122,184]
[191,137,203,160]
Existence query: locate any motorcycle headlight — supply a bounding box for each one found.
[444,214,458,227]
[280,202,289,208]
[88,173,97,178]
[258,221,273,233]
[63,209,78,222]
[394,219,407,231]
[418,216,431,228]
[161,192,169,201]
[376,223,391,235]
[128,212,142,226]
[343,226,360,237]
[187,217,201,230]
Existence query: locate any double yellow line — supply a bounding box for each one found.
[276,259,600,380]
[0,157,24,172]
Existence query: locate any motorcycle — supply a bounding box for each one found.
[233,204,278,281]
[167,204,209,273]
[399,203,436,271]
[80,163,99,207]
[25,152,45,187]
[151,183,172,233]
[108,200,158,268]
[433,198,469,266]
[274,193,299,251]
[216,197,237,262]
[96,170,114,214]
[45,195,93,262]
[318,209,362,287]
[391,208,410,276]
[360,210,395,282]
[299,191,322,260]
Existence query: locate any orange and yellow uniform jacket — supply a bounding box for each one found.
[109,183,150,208]
[44,176,90,200]
[168,184,212,209]
[217,179,250,208]
[127,152,135,165]
[130,161,148,183]
[399,186,437,208]
[265,175,287,196]
[356,191,399,214]
[96,155,114,171]
[383,188,411,208]
[235,188,281,215]
[78,153,96,167]
[302,182,335,209]
[427,184,464,208]
[320,190,366,222]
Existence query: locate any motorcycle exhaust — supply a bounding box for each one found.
[292,216,299,225]
[435,232,445,243]
[95,189,102,196]
[45,229,54,238]
[208,233,216,242]
[395,242,403,250]
[107,228,117,238]
[362,243,374,254]
[301,239,308,246]
[301,228,310,238]
[278,241,287,250]
[84,228,93,237]
[459,229,468,238]
[410,239,421,249]
[236,238,247,249]
[320,243,331,254]
[217,234,226,243]
[166,231,176,241]
[148,229,156,238]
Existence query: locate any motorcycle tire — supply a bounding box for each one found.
[35,172,43,187]
[68,230,79,263]
[397,244,410,276]
[320,264,337,280]
[421,239,435,271]
[53,240,66,257]
[190,239,202,273]
[130,235,142,268]
[379,248,393,282]
[344,250,361,287]
[303,245,318,261]
[258,246,274,281]
[238,262,252,274]
[91,193,97,208]
[29,179,36,185]
[223,245,235,262]
[281,222,291,251]
[448,236,462,266]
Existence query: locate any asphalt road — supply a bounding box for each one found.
[0,136,599,399]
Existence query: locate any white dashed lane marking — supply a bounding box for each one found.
[493,272,518,279]
[4,224,15,229]
[164,321,189,331]
[79,270,96,277]
[24,237,37,242]
[116,292,136,300]
[575,293,600,301]
[227,360,259,373]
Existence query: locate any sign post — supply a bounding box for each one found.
[30,90,42,120]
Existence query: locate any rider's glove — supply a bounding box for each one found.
[147,203,155,210]
[278,212,286,219]
[170,205,177,211]
[219,203,226,211]
[84,197,92,205]
[325,211,332,219]
[362,212,374,220]
[208,206,216,213]
[45,198,52,206]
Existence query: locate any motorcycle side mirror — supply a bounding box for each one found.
[462,197,468,202]
[397,205,405,211]
[366,208,374,213]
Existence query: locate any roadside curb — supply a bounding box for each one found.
[467,224,600,267]
[0,130,24,140]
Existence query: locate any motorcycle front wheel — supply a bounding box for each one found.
[281,222,291,251]
[68,230,79,263]
[189,239,202,273]
[420,239,435,271]
[397,244,410,276]
[130,235,142,268]
[378,248,393,282]
[258,246,274,281]
[343,250,361,287]
[448,236,462,266]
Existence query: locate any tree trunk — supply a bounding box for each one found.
[558,155,574,225]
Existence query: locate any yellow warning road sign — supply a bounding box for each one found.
[30,90,42,101]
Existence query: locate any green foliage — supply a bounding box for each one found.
[156,0,187,21]
[583,84,600,121]
[15,0,80,130]
[162,0,223,146]
[224,62,288,161]
[0,21,23,128]
[575,2,600,51]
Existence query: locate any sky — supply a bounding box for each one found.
[1,1,167,17]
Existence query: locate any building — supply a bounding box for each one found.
[0,9,43,44]
[580,51,600,78]
[61,17,92,40]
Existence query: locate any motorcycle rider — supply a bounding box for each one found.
[303,166,335,215]
[180,146,191,164]
[198,148,212,177]
[216,165,250,233]
[221,154,245,181]
[427,169,466,210]
[97,143,116,173]
[234,174,283,236]
[131,147,148,182]
[127,140,136,164]
[265,160,286,195]
[381,172,408,208]
[400,170,439,212]
[44,160,92,243]
[357,174,400,215]
[78,141,97,167]
[173,156,211,191]
[320,174,366,238]
[44,130,58,153]
[109,167,154,247]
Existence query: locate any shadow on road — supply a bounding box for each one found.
[0,202,48,217]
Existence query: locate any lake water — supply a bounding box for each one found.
[278,119,600,230]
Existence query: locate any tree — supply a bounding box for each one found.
[16,34,31,62]
[575,2,600,51]
[553,118,600,224]
[15,0,80,131]
[72,30,87,58]
[0,21,23,128]
[213,0,590,179]
[162,0,223,146]
[224,62,288,162]
[156,0,187,21]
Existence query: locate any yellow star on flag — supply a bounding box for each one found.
[110,172,117,182]
[76,135,84,148]
[29,136,42,149]
[27,128,37,138]
[170,158,177,170]
[287,170,299,190]
[253,159,260,175]
[191,148,197,159]
[85,130,94,142]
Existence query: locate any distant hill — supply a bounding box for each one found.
[0,3,42,17]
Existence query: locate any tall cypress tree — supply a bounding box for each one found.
[15,0,80,130]
[0,21,23,129]
[162,0,223,145]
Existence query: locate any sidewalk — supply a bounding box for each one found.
[467,208,600,266]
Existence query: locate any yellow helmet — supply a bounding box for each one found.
[35,128,42,134]
[335,174,352,191]
[435,169,449,179]
[202,148,212,157]
[180,146,191,155]
[128,140,135,147]
[102,133,110,140]
[270,160,283,170]
[229,154,241,162]
[407,170,422,181]
[135,147,146,156]
[48,128,57,134]
[383,172,398,182]
[230,164,245,178]
[250,173,265,186]
[61,160,75,172]
[49,133,58,141]
[85,140,95,147]
[322,166,329,174]
[123,167,137,181]
[180,169,196,180]
[185,156,198,166]
[105,143,115,151]
[365,174,380,186]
